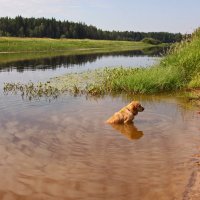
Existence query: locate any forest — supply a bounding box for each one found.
[0,16,183,43]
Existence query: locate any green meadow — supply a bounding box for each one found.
[0,37,162,64]
[0,37,155,53]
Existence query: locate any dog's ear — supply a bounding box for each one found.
[131,101,140,107]
[126,101,138,112]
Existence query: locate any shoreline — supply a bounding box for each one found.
[0,46,163,65]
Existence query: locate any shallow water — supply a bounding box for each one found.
[0,51,200,200]
[0,94,200,200]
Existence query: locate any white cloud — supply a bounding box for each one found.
[0,0,85,19]
[0,0,105,19]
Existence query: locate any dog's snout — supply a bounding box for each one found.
[138,105,144,112]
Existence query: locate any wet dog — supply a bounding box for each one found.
[106,101,144,124]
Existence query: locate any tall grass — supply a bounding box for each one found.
[85,28,200,95]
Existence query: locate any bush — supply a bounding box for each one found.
[60,34,66,39]
[142,38,161,45]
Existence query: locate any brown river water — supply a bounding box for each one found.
[0,51,200,200]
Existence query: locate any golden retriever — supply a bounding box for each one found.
[106,101,144,124]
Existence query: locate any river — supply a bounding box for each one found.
[0,49,199,200]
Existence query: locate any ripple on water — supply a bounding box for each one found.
[0,94,199,199]
[134,110,174,132]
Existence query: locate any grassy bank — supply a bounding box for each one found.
[0,37,163,64]
[0,37,156,53]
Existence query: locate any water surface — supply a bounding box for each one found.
[0,93,200,200]
[0,50,160,84]
[0,50,200,200]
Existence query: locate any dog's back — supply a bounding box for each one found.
[106,112,124,124]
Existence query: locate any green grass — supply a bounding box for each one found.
[0,37,162,64]
[76,28,200,95]
[188,73,200,88]
[0,37,155,53]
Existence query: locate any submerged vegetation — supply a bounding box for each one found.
[4,82,60,100]
[3,29,200,103]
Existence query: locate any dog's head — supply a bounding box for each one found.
[127,101,144,114]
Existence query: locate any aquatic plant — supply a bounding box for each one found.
[3,82,60,101]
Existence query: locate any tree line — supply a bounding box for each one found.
[0,16,183,43]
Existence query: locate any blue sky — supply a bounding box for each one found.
[0,0,199,33]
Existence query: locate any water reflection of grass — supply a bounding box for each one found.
[0,47,153,65]
[0,47,164,70]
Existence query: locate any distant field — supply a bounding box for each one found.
[0,37,158,53]
[0,37,163,64]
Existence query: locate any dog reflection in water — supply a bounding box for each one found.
[110,123,143,140]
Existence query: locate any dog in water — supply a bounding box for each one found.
[106,101,144,124]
